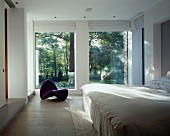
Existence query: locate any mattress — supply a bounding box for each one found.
[81,84,170,136]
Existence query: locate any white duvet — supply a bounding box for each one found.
[81,84,170,136]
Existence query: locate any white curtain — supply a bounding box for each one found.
[34,20,76,32]
[135,15,144,29]
[88,20,131,32]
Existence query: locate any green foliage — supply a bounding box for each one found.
[35,31,127,88]
[35,32,74,88]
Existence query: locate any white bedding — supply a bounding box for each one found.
[81,84,170,136]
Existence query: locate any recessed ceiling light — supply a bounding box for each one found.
[85,8,92,12]
[113,16,116,18]
[54,17,57,18]
[84,16,86,18]
[15,2,19,4]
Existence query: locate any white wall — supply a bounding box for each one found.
[0,0,5,108]
[144,0,170,83]
[129,16,144,86]
[8,8,27,99]
[27,21,34,94]
[132,29,143,85]
[161,20,170,76]
[73,21,89,94]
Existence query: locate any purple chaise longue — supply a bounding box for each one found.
[40,79,68,101]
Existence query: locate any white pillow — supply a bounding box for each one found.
[147,77,170,93]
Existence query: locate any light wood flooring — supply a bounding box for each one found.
[0,93,76,136]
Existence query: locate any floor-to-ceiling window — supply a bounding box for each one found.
[35,32,75,89]
[89,31,128,84]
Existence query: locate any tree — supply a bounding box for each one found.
[89,32,126,84]
[35,32,72,83]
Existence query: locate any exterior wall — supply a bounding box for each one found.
[0,0,5,108]
[144,0,170,83]
[8,8,27,99]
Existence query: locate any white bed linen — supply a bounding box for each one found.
[81,84,170,136]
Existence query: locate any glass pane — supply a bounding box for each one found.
[35,32,75,89]
[89,32,128,84]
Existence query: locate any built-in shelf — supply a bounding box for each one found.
[0,98,26,134]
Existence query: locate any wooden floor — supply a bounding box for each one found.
[0,92,75,136]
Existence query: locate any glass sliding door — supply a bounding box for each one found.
[89,31,128,85]
[35,32,75,89]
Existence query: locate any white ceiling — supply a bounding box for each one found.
[9,0,163,21]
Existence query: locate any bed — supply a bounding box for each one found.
[81,76,170,136]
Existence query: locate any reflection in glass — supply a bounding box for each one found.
[89,32,128,85]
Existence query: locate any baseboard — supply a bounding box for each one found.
[28,90,35,101]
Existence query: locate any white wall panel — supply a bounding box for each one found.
[27,21,34,94]
[0,0,5,108]
[8,8,27,99]
[132,29,143,85]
